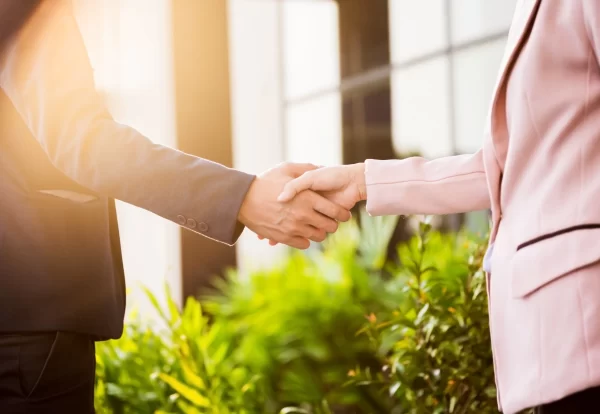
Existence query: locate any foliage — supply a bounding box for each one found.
[95,286,265,414]
[347,220,495,414]
[200,212,399,413]
[95,212,498,414]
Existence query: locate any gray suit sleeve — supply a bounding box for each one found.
[0,0,255,245]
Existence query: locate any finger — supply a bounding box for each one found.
[259,235,278,245]
[279,162,319,178]
[268,230,310,249]
[303,225,328,243]
[284,236,311,250]
[278,173,315,202]
[310,192,352,223]
[301,210,338,234]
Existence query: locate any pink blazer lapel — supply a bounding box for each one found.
[484,0,542,240]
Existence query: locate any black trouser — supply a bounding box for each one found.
[534,386,600,413]
[0,332,95,413]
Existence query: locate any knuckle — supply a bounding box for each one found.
[290,216,304,228]
[285,225,299,237]
[295,211,307,222]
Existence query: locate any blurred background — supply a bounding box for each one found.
[73,0,516,311]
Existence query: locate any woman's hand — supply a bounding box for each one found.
[278,163,367,210]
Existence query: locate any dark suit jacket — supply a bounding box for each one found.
[0,0,254,339]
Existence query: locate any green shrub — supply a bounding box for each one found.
[94,317,173,414]
[347,221,495,413]
[95,214,498,414]
[95,287,265,414]
[201,212,400,413]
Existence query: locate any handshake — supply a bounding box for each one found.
[237,162,367,249]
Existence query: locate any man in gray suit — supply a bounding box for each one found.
[0,1,350,412]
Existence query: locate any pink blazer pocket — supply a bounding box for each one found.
[510,225,600,298]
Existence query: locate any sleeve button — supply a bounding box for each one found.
[198,222,209,232]
[177,215,186,225]
[186,218,197,229]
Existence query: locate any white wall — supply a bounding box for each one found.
[74,0,181,313]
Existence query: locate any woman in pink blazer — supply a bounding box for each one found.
[279,0,600,412]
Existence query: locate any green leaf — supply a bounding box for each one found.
[175,400,203,414]
[449,396,457,412]
[180,360,206,390]
[389,382,401,397]
[165,283,181,326]
[415,303,430,325]
[142,286,170,325]
[158,373,210,407]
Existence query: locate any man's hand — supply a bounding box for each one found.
[278,163,367,209]
[238,162,352,249]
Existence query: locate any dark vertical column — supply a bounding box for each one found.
[338,0,393,166]
[171,0,237,298]
[336,0,409,256]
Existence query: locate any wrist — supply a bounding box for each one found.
[237,178,257,226]
[351,162,367,201]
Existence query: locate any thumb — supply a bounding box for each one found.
[278,174,314,202]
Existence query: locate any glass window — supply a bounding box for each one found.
[388,0,448,63]
[450,0,517,45]
[391,55,452,158]
[282,1,340,100]
[285,93,343,166]
[452,38,507,153]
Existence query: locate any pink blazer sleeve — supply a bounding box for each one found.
[364,149,491,216]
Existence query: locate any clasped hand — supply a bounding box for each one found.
[238,162,366,249]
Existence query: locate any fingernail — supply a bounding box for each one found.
[277,192,288,202]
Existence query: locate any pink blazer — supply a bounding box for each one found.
[365,0,600,412]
